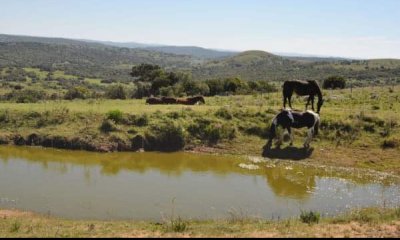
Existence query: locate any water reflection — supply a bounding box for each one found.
[0,146,398,220]
[263,167,316,200]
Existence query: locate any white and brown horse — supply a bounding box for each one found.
[265,109,320,149]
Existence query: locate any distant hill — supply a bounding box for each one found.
[192,50,400,82]
[0,34,105,48]
[192,51,302,81]
[79,39,238,59]
[1,34,400,84]
[0,35,198,81]
[143,46,238,59]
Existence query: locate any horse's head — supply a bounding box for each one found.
[197,96,205,104]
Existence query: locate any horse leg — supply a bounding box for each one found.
[304,127,314,148]
[283,96,287,109]
[305,96,311,110]
[287,127,293,146]
[288,95,293,109]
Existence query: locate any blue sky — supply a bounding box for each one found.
[0,0,399,59]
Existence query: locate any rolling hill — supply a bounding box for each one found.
[1,34,400,84]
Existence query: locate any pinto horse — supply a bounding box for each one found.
[265,108,320,149]
[283,80,324,113]
[176,96,205,105]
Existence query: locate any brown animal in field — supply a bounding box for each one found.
[176,96,205,105]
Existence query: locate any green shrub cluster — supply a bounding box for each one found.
[144,121,186,151]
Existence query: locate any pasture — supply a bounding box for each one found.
[0,85,399,173]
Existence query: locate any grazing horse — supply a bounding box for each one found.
[176,96,205,105]
[283,80,324,113]
[265,109,320,149]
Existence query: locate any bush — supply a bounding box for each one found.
[106,85,127,99]
[100,119,118,133]
[242,123,268,138]
[205,123,236,145]
[144,121,185,151]
[323,76,346,89]
[6,89,47,103]
[381,138,399,149]
[106,110,124,124]
[215,107,233,120]
[300,210,320,224]
[128,114,149,127]
[64,86,90,100]
[188,118,236,145]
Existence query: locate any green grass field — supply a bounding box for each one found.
[0,86,399,173]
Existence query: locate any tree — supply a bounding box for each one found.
[205,79,225,96]
[224,77,246,93]
[106,84,127,99]
[323,76,346,89]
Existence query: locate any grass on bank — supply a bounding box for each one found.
[0,207,399,237]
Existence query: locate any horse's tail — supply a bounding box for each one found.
[265,117,278,149]
[269,117,278,141]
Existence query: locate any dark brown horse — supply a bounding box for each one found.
[283,80,324,113]
[146,97,163,104]
[176,96,205,105]
[161,97,177,104]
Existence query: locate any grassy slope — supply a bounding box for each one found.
[1,207,399,237]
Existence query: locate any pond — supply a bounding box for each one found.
[0,146,399,221]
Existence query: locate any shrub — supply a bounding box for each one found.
[106,84,127,99]
[128,114,149,127]
[300,210,320,224]
[106,110,124,124]
[64,86,90,100]
[215,107,233,120]
[100,119,118,133]
[144,121,185,151]
[205,123,236,145]
[0,110,10,123]
[6,89,47,103]
[188,118,236,144]
[363,123,375,133]
[323,76,346,89]
[381,138,399,149]
[170,217,187,233]
[242,123,268,138]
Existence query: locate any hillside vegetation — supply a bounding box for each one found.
[1,34,400,85]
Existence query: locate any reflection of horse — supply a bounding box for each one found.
[265,109,320,149]
[264,166,316,199]
[176,96,205,105]
[283,80,324,113]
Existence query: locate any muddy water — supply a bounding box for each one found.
[0,146,399,220]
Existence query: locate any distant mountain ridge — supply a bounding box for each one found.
[1,33,400,84]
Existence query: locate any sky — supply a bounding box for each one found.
[0,0,399,59]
